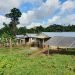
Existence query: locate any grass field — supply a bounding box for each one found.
[0,47,75,75]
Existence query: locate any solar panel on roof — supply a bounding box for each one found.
[44,36,75,48]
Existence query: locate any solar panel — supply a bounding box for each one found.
[44,36,75,48]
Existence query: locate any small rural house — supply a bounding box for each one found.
[16,33,50,47]
[16,33,37,46]
[35,33,50,48]
[16,32,75,49]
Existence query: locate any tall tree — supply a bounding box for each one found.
[5,8,22,36]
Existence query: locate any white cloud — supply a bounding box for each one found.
[19,11,34,25]
[0,0,22,14]
[61,14,75,25]
[26,23,42,29]
[48,14,75,25]
[0,0,75,28]
[61,0,75,11]
[0,15,10,28]
[47,0,75,26]
[19,0,60,27]
[59,0,75,15]
[0,0,44,14]
[48,16,60,24]
[33,0,60,19]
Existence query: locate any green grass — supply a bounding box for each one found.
[0,47,75,75]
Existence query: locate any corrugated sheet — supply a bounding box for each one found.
[26,34,37,38]
[44,36,75,48]
[16,33,37,39]
[36,33,49,38]
[16,35,28,39]
[42,32,75,37]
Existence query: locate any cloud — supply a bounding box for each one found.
[33,0,60,19]
[26,22,42,29]
[0,15,10,28]
[47,0,75,26]
[0,0,22,14]
[19,0,60,27]
[0,0,75,29]
[19,11,34,25]
[48,16,60,24]
[61,14,75,25]
[0,0,44,14]
[61,0,75,11]
[48,14,75,25]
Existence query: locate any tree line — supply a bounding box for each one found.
[0,24,75,36]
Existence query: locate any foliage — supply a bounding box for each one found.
[1,24,75,36]
[17,27,27,35]
[0,32,15,47]
[5,8,22,36]
[0,47,74,75]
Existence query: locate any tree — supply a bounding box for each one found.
[5,8,22,36]
[17,27,27,34]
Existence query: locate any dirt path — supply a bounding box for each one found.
[29,49,48,57]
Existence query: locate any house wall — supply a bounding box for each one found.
[25,37,36,46]
[36,38,50,48]
[16,39,26,46]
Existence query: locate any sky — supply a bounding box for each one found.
[0,0,75,29]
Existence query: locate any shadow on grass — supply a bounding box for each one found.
[42,49,75,55]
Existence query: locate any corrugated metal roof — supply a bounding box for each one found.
[42,32,75,37]
[44,36,75,48]
[26,34,37,38]
[16,33,37,39]
[36,33,49,39]
[16,35,27,39]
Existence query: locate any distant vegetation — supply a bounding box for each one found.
[0,24,75,37]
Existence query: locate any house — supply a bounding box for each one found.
[25,34,37,46]
[35,33,50,48]
[16,33,37,46]
[16,33,49,47]
[16,32,75,49]
[16,35,27,45]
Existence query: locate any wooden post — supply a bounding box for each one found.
[29,38,31,47]
[20,39,21,45]
[9,38,12,48]
[9,38,12,54]
[34,38,36,47]
[48,45,50,56]
[25,39,26,45]
[16,40,18,46]
[43,39,44,49]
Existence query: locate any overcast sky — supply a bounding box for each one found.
[0,0,75,28]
